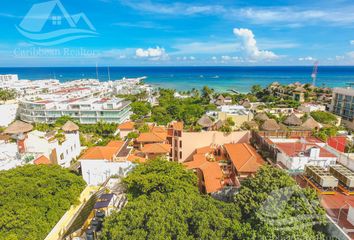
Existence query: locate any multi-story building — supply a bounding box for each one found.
[19,97,131,124]
[330,87,354,121]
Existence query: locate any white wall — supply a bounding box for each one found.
[25,131,81,168]
[80,160,134,186]
[0,104,18,127]
[277,153,336,171]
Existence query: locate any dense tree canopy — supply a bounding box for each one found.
[0,89,17,102]
[150,88,215,127]
[0,165,86,240]
[102,160,328,240]
[234,166,328,239]
[102,159,244,240]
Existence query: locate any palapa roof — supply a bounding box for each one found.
[213,120,224,130]
[4,120,33,134]
[261,119,280,131]
[283,113,302,126]
[244,121,259,130]
[301,117,322,130]
[197,115,214,128]
[62,121,79,132]
[254,112,269,121]
[294,86,306,92]
[217,95,225,100]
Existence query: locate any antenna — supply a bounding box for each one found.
[107,66,111,81]
[311,61,319,86]
[96,63,99,80]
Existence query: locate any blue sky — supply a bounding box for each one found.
[0,0,353,66]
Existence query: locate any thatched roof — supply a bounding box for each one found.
[4,120,33,134]
[217,95,225,101]
[242,101,251,108]
[261,119,280,131]
[254,112,269,121]
[283,113,302,126]
[62,121,79,132]
[213,120,224,130]
[197,115,214,128]
[301,117,322,130]
[244,121,259,130]
[294,86,306,92]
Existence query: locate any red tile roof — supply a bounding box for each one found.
[80,141,125,161]
[136,126,167,143]
[127,154,147,163]
[184,153,223,193]
[117,121,135,131]
[141,143,171,154]
[275,142,336,158]
[34,155,51,165]
[224,143,264,173]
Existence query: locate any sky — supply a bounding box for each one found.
[0,0,353,66]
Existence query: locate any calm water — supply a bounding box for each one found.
[0,66,352,92]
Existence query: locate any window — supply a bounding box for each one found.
[60,153,64,160]
[52,16,62,25]
[179,141,182,148]
[179,151,182,159]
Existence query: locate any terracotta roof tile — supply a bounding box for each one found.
[117,121,135,130]
[224,143,264,173]
[141,143,171,153]
[184,153,223,193]
[80,141,125,161]
[136,126,167,142]
[34,155,51,165]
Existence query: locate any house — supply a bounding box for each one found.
[141,143,171,160]
[224,143,265,179]
[24,121,81,167]
[185,143,265,194]
[79,140,135,186]
[184,148,225,194]
[116,121,135,139]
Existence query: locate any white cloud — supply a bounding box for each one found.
[233,28,278,61]
[298,56,316,61]
[172,41,240,55]
[135,46,168,60]
[347,52,354,59]
[351,40,354,45]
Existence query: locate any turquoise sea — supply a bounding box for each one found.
[0,66,352,93]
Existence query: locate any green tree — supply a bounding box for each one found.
[0,165,85,240]
[234,166,327,239]
[0,89,17,102]
[131,101,151,119]
[101,159,243,240]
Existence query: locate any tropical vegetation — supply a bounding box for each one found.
[0,165,86,240]
[101,159,328,240]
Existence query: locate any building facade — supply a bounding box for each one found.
[19,98,131,124]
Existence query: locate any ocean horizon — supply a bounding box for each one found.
[0,66,352,92]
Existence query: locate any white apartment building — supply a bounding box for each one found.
[207,105,253,128]
[19,97,131,124]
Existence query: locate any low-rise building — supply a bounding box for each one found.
[79,140,135,186]
[184,143,265,194]
[207,105,253,128]
[116,121,135,139]
[298,103,326,113]
[269,138,337,171]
